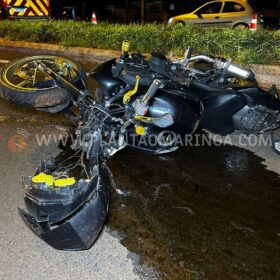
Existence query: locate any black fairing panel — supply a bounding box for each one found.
[89,59,123,90]
[241,88,280,111]
[133,88,201,132]
[19,165,110,251]
[201,93,247,135]
[197,85,280,135]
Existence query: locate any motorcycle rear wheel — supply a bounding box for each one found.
[0,55,86,110]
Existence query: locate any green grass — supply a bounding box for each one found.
[0,20,279,65]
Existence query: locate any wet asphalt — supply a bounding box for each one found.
[0,49,279,280]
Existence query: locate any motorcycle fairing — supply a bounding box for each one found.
[90,58,280,138]
[89,59,123,90]
[190,85,280,135]
[19,164,110,251]
[200,92,247,135]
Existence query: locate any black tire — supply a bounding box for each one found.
[233,23,249,29]
[175,21,185,26]
[0,55,86,108]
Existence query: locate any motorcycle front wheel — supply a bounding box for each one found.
[0,55,86,111]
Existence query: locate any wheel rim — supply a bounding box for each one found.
[234,24,247,29]
[176,21,185,26]
[2,56,80,91]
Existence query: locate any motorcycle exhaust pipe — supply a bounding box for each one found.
[189,55,255,81]
[215,59,255,81]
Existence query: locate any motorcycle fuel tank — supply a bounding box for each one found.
[125,88,202,153]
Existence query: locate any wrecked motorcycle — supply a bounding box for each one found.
[0,42,279,250]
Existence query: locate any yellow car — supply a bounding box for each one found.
[168,0,258,29]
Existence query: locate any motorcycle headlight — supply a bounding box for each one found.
[168,17,174,24]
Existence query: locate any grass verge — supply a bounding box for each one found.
[0,20,279,65]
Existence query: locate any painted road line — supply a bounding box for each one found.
[0,59,10,64]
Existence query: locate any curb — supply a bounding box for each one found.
[251,65,280,93]
[0,39,279,92]
[0,39,120,64]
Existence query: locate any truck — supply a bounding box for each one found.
[0,0,50,19]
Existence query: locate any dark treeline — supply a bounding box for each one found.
[49,0,280,23]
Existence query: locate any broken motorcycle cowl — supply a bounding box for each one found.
[19,154,110,251]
